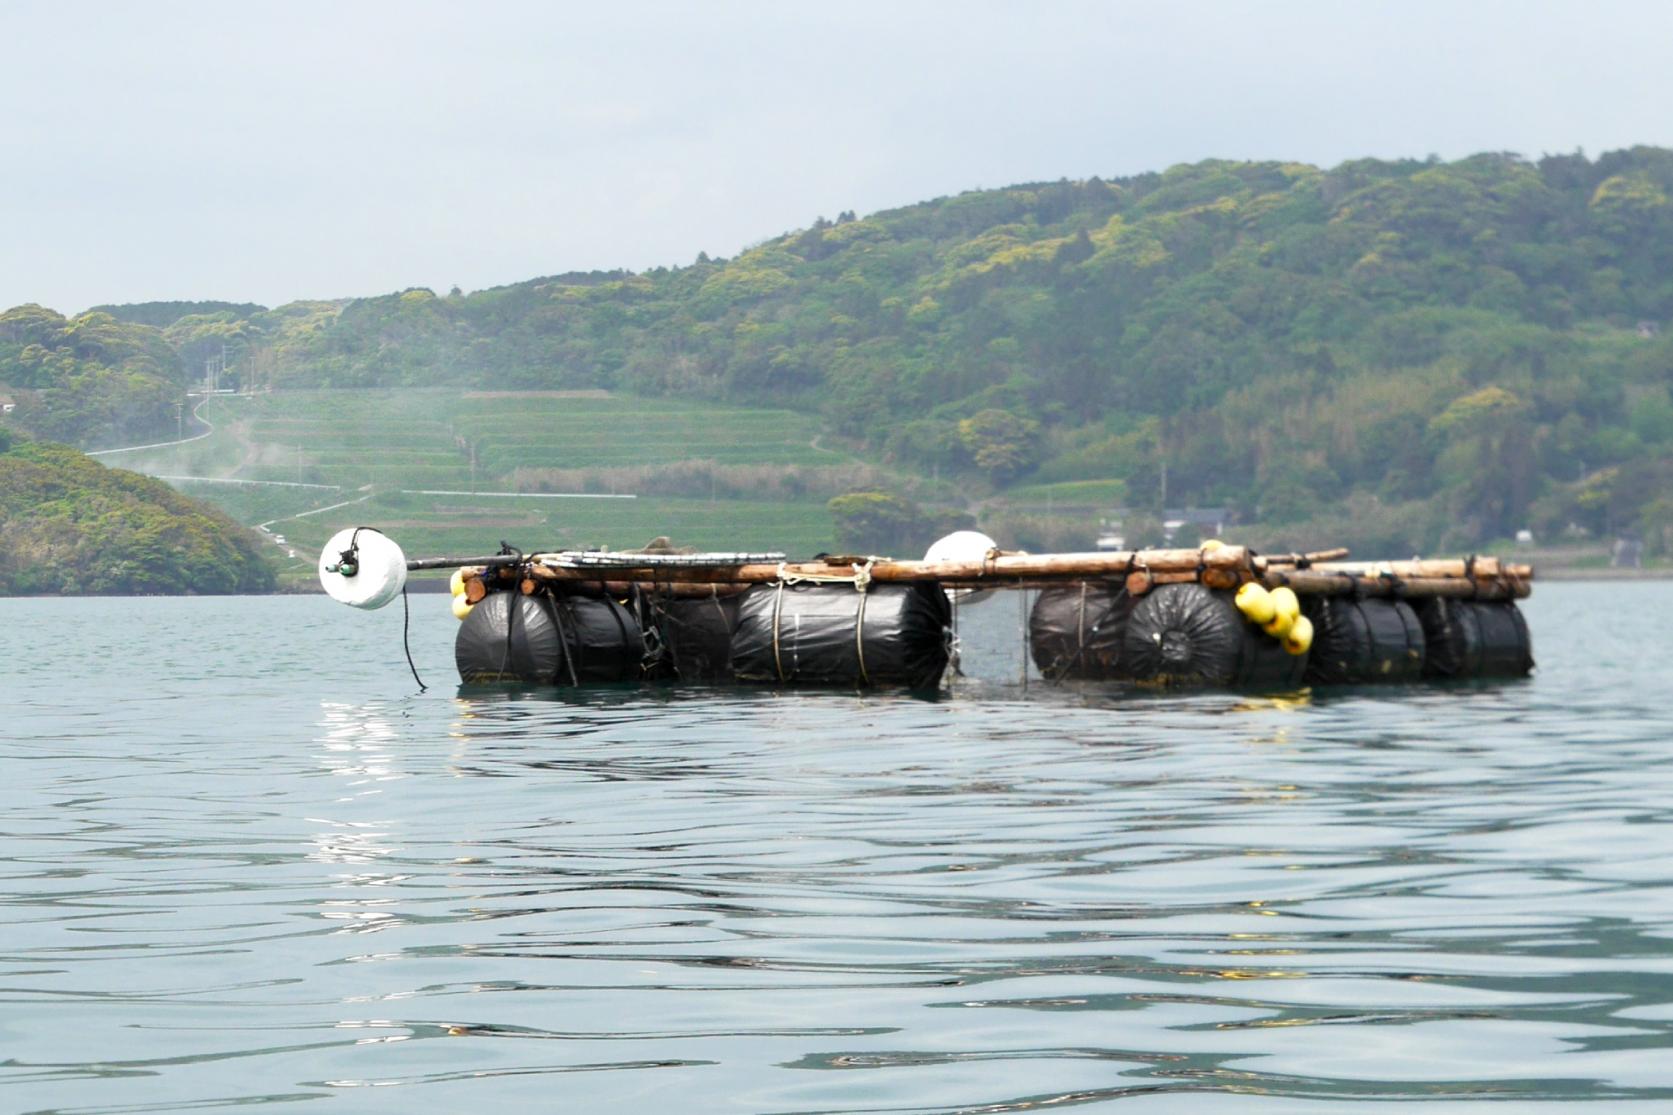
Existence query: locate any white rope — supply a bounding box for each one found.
[766,559,879,686]
[774,558,875,592]
[854,589,869,686]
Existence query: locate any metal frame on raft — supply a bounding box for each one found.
[318,528,1535,691]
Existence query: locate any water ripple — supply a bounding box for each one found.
[3,585,1673,1111]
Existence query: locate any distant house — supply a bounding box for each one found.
[1096,507,1233,550]
[0,393,16,415]
[1163,507,1231,542]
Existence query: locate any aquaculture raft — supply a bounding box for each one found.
[319,529,1534,691]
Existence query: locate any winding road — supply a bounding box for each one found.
[86,395,218,457]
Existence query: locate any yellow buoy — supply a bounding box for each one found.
[1235,582,1276,625]
[1283,614,1313,656]
[451,593,474,621]
[1262,609,1294,639]
[1270,585,1301,621]
[449,568,467,597]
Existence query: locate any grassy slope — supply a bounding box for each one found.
[107,390,877,579]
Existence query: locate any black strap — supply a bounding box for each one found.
[496,588,518,679]
[541,591,581,686]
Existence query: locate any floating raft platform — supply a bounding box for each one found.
[321,530,1535,691]
[486,545,1532,600]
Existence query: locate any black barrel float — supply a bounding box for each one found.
[1121,582,1308,688]
[730,582,952,689]
[1302,595,1427,685]
[1413,598,1534,679]
[650,592,741,682]
[456,590,647,684]
[1029,581,1133,680]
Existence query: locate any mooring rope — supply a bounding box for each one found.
[401,585,426,691]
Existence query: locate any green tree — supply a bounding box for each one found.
[957,408,1040,482]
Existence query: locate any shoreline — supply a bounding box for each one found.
[1533,566,1673,581]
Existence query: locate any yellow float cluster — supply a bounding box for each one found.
[450,568,474,620]
[1235,582,1312,656]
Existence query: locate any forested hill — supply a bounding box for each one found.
[0,430,274,595]
[7,147,1673,554]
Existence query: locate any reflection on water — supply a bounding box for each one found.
[1,585,1672,1111]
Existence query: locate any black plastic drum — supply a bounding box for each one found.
[1303,595,1426,685]
[1121,582,1307,688]
[652,592,741,682]
[455,590,646,684]
[730,582,952,689]
[1029,581,1132,680]
[1414,598,1534,679]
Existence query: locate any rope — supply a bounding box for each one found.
[1046,580,1110,684]
[604,588,639,676]
[766,559,874,685]
[1047,580,1092,684]
[400,585,426,690]
[775,558,874,591]
[771,581,787,682]
[496,589,517,679]
[1077,580,1087,651]
[948,588,964,678]
[542,591,580,686]
[635,587,666,676]
[854,586,870,686]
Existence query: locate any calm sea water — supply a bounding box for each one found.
[4,582,1672,1113]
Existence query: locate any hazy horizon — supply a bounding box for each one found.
[5,0,1672,314]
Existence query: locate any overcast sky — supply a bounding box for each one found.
[4,0,1671,314]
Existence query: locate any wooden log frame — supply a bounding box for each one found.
[1255,555,1533,581]
[454,543,1533,602]
[1260,569,1532,601]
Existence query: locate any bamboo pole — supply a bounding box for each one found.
[1258,547,1352,566]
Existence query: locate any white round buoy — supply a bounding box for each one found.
[923,530,998,564]
[924,530,999,604]
[318,527,408,610]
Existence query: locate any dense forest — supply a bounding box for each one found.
[0,429,274,595]
[6,147,1673,556]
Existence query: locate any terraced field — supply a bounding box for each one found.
[101,389,873,579]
